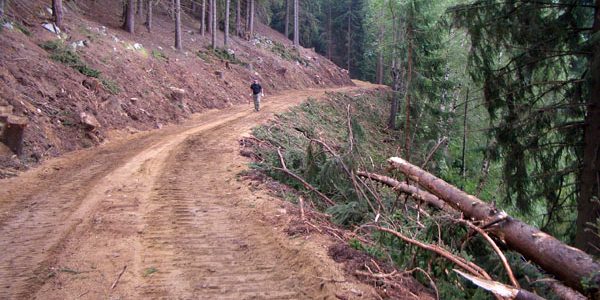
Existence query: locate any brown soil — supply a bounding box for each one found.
[0,0,351,173]
[0,82,392,299]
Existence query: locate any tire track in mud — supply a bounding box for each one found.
[140,135,316,299]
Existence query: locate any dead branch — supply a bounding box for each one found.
[453,269,544,300]
[274,149,335,206]
[111,265,127,290]
[456,219,519,289]
[406,267,439,300]
[388,157,600,294]
[421,137,448,170]
[356,171,449,211]
[365,225,492,281]
[346,104,354,152]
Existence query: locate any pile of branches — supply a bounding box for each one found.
[248,103,599,299]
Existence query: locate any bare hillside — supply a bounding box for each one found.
[0,0,352,176]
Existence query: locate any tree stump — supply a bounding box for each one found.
[0,115,27,156]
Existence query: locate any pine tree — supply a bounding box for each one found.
[451,1,599,252]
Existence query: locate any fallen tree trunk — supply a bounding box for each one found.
[388,157,600,295]
[356,171,449,211]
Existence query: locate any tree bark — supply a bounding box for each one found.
[224,0,230,47]
[575,0,600,257]
[356,171,449,210]
[123,0,135,33]
[211,0,216,48]
[200,0,205,35]
[293,0,299,47]
[327,2,332,59]
[404,19,413,162]
[52,0,63,28]
[0,0,5,18]
[375,6,385,85]
[175,0,182,50]
[137,0,144,18]
[249,0,254,38]
[235,0,241,37]
[461,89,469,181]
[171,0,175,20]
[346,0,351,72]
[388,157,600,295]
[285,0,289,39]
[145,0,152,32]
[207,0,212,34]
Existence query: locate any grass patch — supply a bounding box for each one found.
[143,267,158,277]
[152,49,168,61]
[198,47,248,66]
[41,40,101,78]
[270,41,309,65]
[101,78,122,95]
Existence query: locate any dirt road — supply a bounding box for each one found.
[0,82,380,299]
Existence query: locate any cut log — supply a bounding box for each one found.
[388,157,600,295]
[0,115,27,156]
[356,171,449,211]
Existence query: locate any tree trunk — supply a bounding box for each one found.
[245,0,250,33]
[357,171,449,210]
[146,0,152,32]
[137,0,144,18]
[175,0,182,50]
[388,63,401,129]
[201,0,205,35]
[375,6,385,84]
[235,0,241,37]
[404,20,413,161]
[249,0,254,38]
[123,0,135,33]
[388,157,600,295]
[461,89,469,181]
[293,0,299,47]
[575,0,600,256]
[346,0,351,72]
[170,0,175,20]
[285,0,289,39]
[224,0,230,47]
[211,0,216,48]
[207,0,212,34]
[0,0,5,18]
[52,0,63,28]
[327,3,332,60]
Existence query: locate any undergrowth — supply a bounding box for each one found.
[197,47,248,66]
[40,40,121,94]
[270,41,309,65]
[247,90,558,299]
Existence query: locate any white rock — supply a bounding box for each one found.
[3,22,13,30]
[133,43,143,50]
[42,22,60,34]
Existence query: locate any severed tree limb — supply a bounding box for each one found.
[346,104,354,152]
[421,137,448,170]
[456,219,520,289]
[364,225,493,281]
[356,171,449,211]
[388,157,600,294]
[453,269,544,300]
[111,265,127,290]
[275,148,335,206]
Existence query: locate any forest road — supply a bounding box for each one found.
[0,81,381,299]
